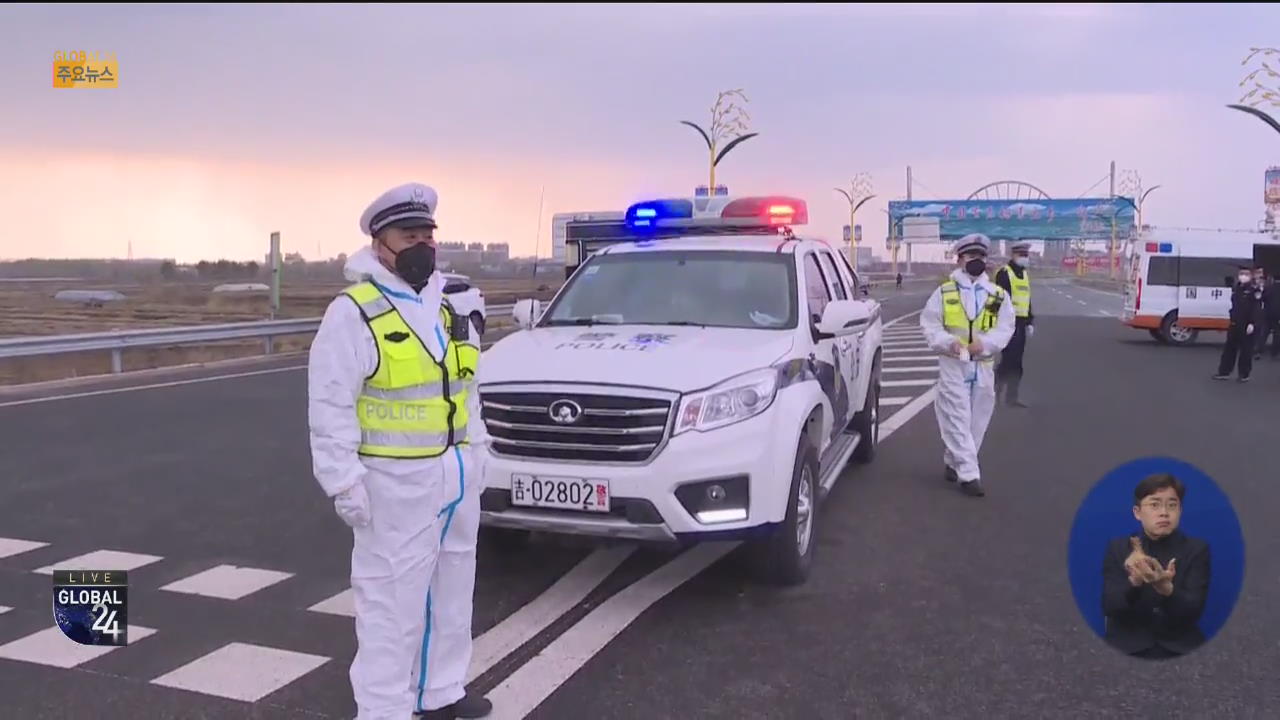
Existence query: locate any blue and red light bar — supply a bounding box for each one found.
[1144,242,1174,253]
[624,195,809,232]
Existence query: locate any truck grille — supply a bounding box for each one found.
[481,391,672,463]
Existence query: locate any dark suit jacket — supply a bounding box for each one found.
[1101,530,1211,656]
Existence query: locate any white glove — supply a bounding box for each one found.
[1247,324,1254,335]
[1026,325,1035,338]
[333,482,371,529]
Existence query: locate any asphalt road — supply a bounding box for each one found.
[2,278,1276,719]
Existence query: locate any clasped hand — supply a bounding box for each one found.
[1123,537,1176,595]
[949,339,985,358]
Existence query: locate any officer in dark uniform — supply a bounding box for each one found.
[1215,265,1265,383]
[1253,266,1278,360]
[994,241,1034,407]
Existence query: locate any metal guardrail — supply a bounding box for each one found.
[0,303,515,373]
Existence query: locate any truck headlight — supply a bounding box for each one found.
[674,368,780,436]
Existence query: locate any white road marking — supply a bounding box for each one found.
[307,588,355,617]
[0,366,308,408]
[486,342,940,719]
[150,642,329,703]
[884,347,931,356]
[882,365,938,373]
[484,542,735,720]
[878,386,937,437]
[882,354,936,363]
[0,537,48,559]
[1076,299,1088,306]
[0,605,11,615]
[879,396,913,407]
[468,544,635,683]
[34,549,163,576]
[0,626,158,668]
[882,378,937,388]
[882,310,922,329]
[160,564,294,601]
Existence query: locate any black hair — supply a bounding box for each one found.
[1133,473,1185,506]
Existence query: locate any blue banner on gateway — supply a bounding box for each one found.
[888,198,1136,241]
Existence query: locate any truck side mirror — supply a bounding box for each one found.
[513,298,542,330]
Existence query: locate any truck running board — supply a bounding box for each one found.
[817,430,862,497]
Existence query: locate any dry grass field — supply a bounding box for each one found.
[0,276,561,387]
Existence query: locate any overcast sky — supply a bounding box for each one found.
[0,3,1276,264]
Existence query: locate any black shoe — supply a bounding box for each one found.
[944,465,958,483]
[417,694,493,720]
[959,479,985,497]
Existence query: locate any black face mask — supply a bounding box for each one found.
[964,258,986,277]
[389,241,436,290]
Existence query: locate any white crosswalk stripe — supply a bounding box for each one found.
[160,564,294,600]
[34,549,163,576]
[150,642,330,702]
[0,537,48,559]
[0,626,159,668]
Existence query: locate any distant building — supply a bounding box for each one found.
[482,242,510,264]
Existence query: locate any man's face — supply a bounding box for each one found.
[1133,486,1181,540]
[374,225,435,268]
[958,250,985,266]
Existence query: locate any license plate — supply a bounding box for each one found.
[510,474,610,513]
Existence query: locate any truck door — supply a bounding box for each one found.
[817,249,861,423]
[802,251,849,438]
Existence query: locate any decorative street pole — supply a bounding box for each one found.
[681,89,758,194]
[835,173,875,271]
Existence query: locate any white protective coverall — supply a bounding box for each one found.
[918,267,1016,483]
[308,246,488,719]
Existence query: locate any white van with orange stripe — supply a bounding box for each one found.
[1123,227,1280,345]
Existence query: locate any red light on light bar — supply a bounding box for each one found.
[1145,242,1158,252]
[721,196,808,226]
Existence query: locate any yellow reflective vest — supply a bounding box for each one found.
[940,280,1007,345]
[341,281,480,459]
[1003,265,1031,318]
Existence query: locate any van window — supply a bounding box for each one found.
[1178,257,1238,288]
[1146,257,1178,286]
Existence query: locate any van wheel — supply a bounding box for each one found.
[849,375,880,464]
[1148,329,1166,343]
[748,433,819,586]
[470,311,486,337]
[1160,312,1198,345]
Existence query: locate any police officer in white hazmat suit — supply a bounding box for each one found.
[307,182,493,720]
[919,234,1015,497]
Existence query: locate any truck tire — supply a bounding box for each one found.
[749,432,820,586]
[849,357,881,464]
[1159,312,1198,346]
[1148,329,1166,343]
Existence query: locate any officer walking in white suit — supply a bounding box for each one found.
[919,234,1016,497]
[307,182,492,720]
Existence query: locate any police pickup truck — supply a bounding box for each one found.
[477,195,884,585]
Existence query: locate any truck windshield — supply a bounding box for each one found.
[542,250,798,330]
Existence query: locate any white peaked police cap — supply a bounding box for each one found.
[360,183,439,237]
[954,233,991,257]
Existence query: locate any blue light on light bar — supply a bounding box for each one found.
[1158,243,1173,253]
[625,198,695,231]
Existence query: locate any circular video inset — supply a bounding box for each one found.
[1067,456,1245,660]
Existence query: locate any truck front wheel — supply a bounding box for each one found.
[748,433,819,586]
